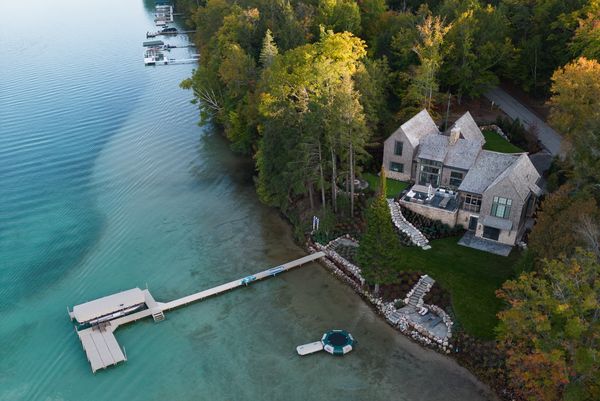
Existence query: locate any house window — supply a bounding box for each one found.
[390,162,404,173]
[491,196,512,219]
[449,171,464,188]
[418,159,442,187]
[394,141,403,156]
[460,193,481,213]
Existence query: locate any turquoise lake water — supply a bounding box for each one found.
[0,1,497,400]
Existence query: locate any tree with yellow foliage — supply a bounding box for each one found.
[549,57,600,184]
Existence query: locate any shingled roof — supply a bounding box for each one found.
[418,135,481,170]
[448,112,485,145]
[459,151,541,196]
[399,109,440,147]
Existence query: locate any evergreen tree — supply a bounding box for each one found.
[259,29,279,68]
[357,167,401,294]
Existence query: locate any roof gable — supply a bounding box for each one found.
[450,112,485,145]
[488,154,542,200]
[398,109,439,147]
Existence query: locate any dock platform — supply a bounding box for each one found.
[70,252,324,373]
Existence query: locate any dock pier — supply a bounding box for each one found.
[69,252,325,373]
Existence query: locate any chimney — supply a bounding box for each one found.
[449,126,461,145]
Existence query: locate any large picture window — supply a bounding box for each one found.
[460,193,482,213]
[390,162,404,173]
[449,171,464,188]
[418,159,442,187]
[491,196,512,219]
[394,141,403,156]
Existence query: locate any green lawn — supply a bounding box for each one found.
[483,129,524,153]
[399,237,521,339]
[363,173,410,198]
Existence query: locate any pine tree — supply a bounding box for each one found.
[357,167,401,294]
[259,29,279,68]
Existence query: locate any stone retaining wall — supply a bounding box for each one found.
[308,240,454,353]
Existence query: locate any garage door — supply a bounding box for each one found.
[483,226,500,241]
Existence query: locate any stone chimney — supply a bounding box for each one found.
[449,126,461,145]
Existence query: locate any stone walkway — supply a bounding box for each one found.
[387,199,431,250]
[458,231,513,256]
[386,275,453,342]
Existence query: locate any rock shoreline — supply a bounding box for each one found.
[309,237,453,353]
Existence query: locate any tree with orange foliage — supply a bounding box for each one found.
[497,250,600,401]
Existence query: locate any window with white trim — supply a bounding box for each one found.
[491,196,512,219]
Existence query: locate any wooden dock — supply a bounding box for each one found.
[163,253,324,310]
[71,252,324,373]
[146,30,196,38]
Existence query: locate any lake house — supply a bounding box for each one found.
[383,109,541,247]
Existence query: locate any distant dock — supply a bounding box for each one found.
[146,30,196,38]
[69,252,325,373]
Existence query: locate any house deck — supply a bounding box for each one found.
[402,185,459,212]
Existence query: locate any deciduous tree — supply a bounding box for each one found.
[497,249,600,401]
[401,14,450,118]
[549,57,600,184]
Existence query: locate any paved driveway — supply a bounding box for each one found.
[485,87,564,156]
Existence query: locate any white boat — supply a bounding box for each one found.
[88,304,145,326]
[144,48,167,65]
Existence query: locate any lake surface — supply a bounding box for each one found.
[0,1,496,400]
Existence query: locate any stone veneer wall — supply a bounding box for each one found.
[399,198,459,227]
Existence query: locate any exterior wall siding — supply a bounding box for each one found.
[477,178,526,245]
[383,130,415,182]
[457,209,477,229]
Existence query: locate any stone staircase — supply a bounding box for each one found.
[387,199,431,250]
[405,275,435,307]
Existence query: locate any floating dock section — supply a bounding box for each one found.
[296,341,324,356]
[69,252,324,373]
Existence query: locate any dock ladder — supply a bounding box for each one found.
[152,310,165,322]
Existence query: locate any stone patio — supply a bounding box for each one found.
[394,306,450,339]
[458,231,513,256]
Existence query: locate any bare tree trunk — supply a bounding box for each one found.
[331,148,337,213]
[533,47,538,96]
[349,142,355,217]
[317,142,326,207]
[308,181,314,211]
[576,214,600,258]
[444,92,451,130]
[346,172,350,194]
